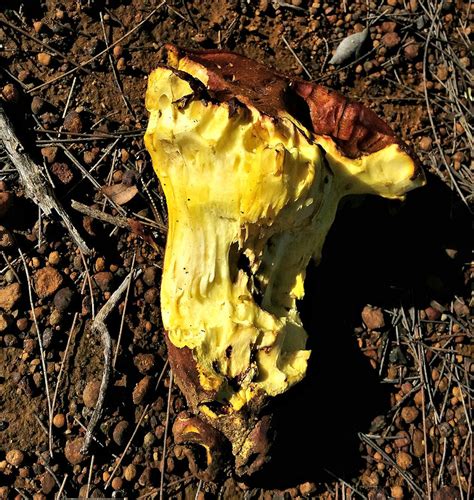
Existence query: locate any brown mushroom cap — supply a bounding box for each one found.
[165,44,422,179]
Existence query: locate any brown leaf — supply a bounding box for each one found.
[102,183,138,205]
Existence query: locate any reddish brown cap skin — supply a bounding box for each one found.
[166,44,421,171]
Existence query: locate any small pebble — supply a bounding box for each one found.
[48,251,60,266]
[63,111,83,134]
[2,84,19,104]
[419,136,432,151]
[112,420,130,446]
[41,472,56,494]
[401,406,419,424]
[0,226,14,249]
[404,41,419,60]
[362,305,385,330]
[132,376,152,405]
[53,413,66,428]
[33,21,44,33]
[31,96,45,115]
[83,379,101,408]
[51,162,74,184]
[396,451,412,470]
[113,45,124,58]
[111,477,123,490]
[53,287,74,312]
[40,146,58,164]
[64,437,86,465]
[37,52,52,66]
[124,463,137,481]
[382,32,400,48]
[412,428,424,457]
[133,353,156,374]
[6,449,24,467]
[93,271,114,292]
[391,485,404,499]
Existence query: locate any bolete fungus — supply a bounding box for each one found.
[144,45,425,478]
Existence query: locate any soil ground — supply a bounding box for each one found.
[0,0,472,499]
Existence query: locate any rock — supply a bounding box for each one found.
[404,40,419,60]
[113,45,124,58]
[51,162,74,184]
[111,477,123,490]
[31,96,45,115]
[362,305,385,330]
[0,226,14,249]
[63,111,83,134]
[94,271,114,292]
[6,449,24,466]
[144,287,159,304]
[124,463,137,481]
[52,413,66,428]
[49,309,62,326]
[33,21,44,33]
[48,251,60,266]
[396,451,412,470]
[83,380,101,408]
[412,428,424,457]
[132,376,152,405]
[34,267,63,298]
[37,52,52,66]
[143,432,155,448]
[0,313,11,332]
[41,472,56,494]
[64,437,86,465]
[381,21,397,33]
[95,257,106,272]
[0,283,22,311]
[2,84,19,104]
[401,406,419,424]
[83,148,99,165]
[299,482,317,496]
[453,299,469,317]
[143,267,158,287]
[391,486,404,499]
[0,192,12,218]
[394,431,411,448]
[40,146,58,164]
[419,136,432,151]
[112,420,129,446]
[382,32,400,49]
[53,287,74,312]
[133,353,156,374]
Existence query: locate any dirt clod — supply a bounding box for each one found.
[34,267,63,298]
[64,437,86,465]
[132,375,152,405]
[0,283,22,311]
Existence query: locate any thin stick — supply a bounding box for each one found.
[160,369,174,500]
[282,35,312,79]
[113,252,136,367]
[19,249,53,457]
[100,12,136,118]
[86,455,94,499]
[81,270,140,453]
[105,360,169,490]
[49,312,80,454]
[55,473,68,500]
[0,105,91,254]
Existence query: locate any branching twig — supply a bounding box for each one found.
[0,105,91,254]
[81,268,141,453]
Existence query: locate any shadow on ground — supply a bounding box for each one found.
[250,173,470,489]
